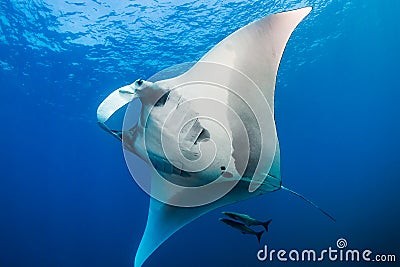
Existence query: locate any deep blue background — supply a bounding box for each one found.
[1,0,399,266]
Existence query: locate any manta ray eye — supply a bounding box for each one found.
[137,79,143,86]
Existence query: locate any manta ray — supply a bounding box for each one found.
[96,7,333,266]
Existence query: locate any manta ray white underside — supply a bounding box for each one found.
[97,7,312,266]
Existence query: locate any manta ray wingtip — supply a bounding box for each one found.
[304,6,313,14]
[284,6,312,17]
[291,6,312,16]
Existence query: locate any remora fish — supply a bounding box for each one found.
[219,218,264,243]
[222,211,272,232]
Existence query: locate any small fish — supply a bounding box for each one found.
[219,218,264,243]
[222,211,272,232]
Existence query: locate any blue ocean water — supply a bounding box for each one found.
[1,0,399,266]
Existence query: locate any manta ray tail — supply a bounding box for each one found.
[280,185,336,222]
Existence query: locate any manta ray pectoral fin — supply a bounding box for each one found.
[135,142,282,266]
[157,7,312,113]
[135,187,264,266]
[134,169,238,267]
